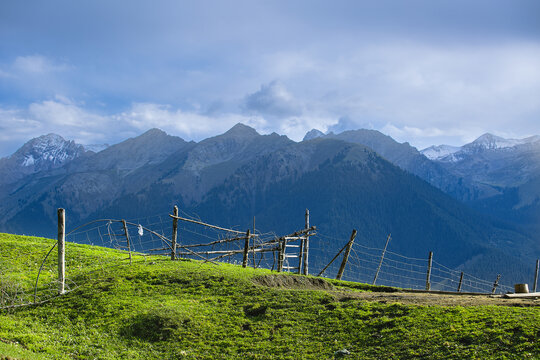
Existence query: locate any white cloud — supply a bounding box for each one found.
[0,99,114,155]
[0,108,41,140]
[277,115,337,141]
[0,93,343,157]
[249,42,540,145]
[0,55,76,102]
[0,100,274,156]
[388,43,540,123]
[239,81,342,140]
[29,99,106,129]
[115,102,268,141]
[13,55,70,74]
[1,41,539,155]
[243,81,303,118]
[381,123,485,149]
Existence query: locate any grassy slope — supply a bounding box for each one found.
[0,234,539,360]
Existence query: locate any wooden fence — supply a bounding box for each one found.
[4,206,538,310]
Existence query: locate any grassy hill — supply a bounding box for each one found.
[0,233,539,359]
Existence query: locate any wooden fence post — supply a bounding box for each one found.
[252,217,257,268]
[336,230,357,280]
[252,235,257,269]
[277,240,282,272]
[317,234,354,277]
[297,237,304,275]
[373,234,391,285]
[171,205,179,260]
[242,229,250,268]
[426,251,433,291]
[122,219,132,265]
[302,209,310,275]
[457,271,464,292]
[534,259,539,293]
[277,238,286,272]
[57,208,65,295]
[491,274,501,294]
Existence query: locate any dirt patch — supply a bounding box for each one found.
[335,290,540,307]
[253,274,540,306]
[253,274,334,290]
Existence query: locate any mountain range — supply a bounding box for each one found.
[0,124,538,284]
[422,133,540,237]
[308,128,540,236]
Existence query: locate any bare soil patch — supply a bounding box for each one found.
[336,290,540,307]
[254,274,539,307]
[253,274,334,290]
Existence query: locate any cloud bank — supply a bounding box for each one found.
[1,1,539,155]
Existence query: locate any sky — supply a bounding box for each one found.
[1,0,539,156]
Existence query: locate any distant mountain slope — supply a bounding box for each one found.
[430,133,540,189]
[469,174,540,237]
[312,129,492,200]
[193,138,535,282]
[423,133,540,239]
[310,130,540,238]
[0,124,293,234]
[0,129,193,233]
[70,128,191,173]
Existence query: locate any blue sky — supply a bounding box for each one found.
[1,0,539,156]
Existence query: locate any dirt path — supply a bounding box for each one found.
[335,290,540,307]
[254,274,540,307]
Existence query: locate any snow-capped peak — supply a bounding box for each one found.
[421,145,461,160]
[423,133,540,163]
[14,133,87,168]
[466,133,524,151]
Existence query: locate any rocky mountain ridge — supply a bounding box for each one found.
[0,133,90,185]
[422,133,540,163]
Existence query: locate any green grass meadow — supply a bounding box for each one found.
[0,233,539,359]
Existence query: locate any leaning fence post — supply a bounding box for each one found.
[373,234,391,285]
[171,206,179,260]
[534,259,539,293]
[57,208,65,295]
[317,235,353,277]
[122,219,132,265]
[491,274,501,294]
[336,229,357,280]
[426,251,433,291]
[242,229,250,268]
[457,271,464,292]
[302,209,310,275]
